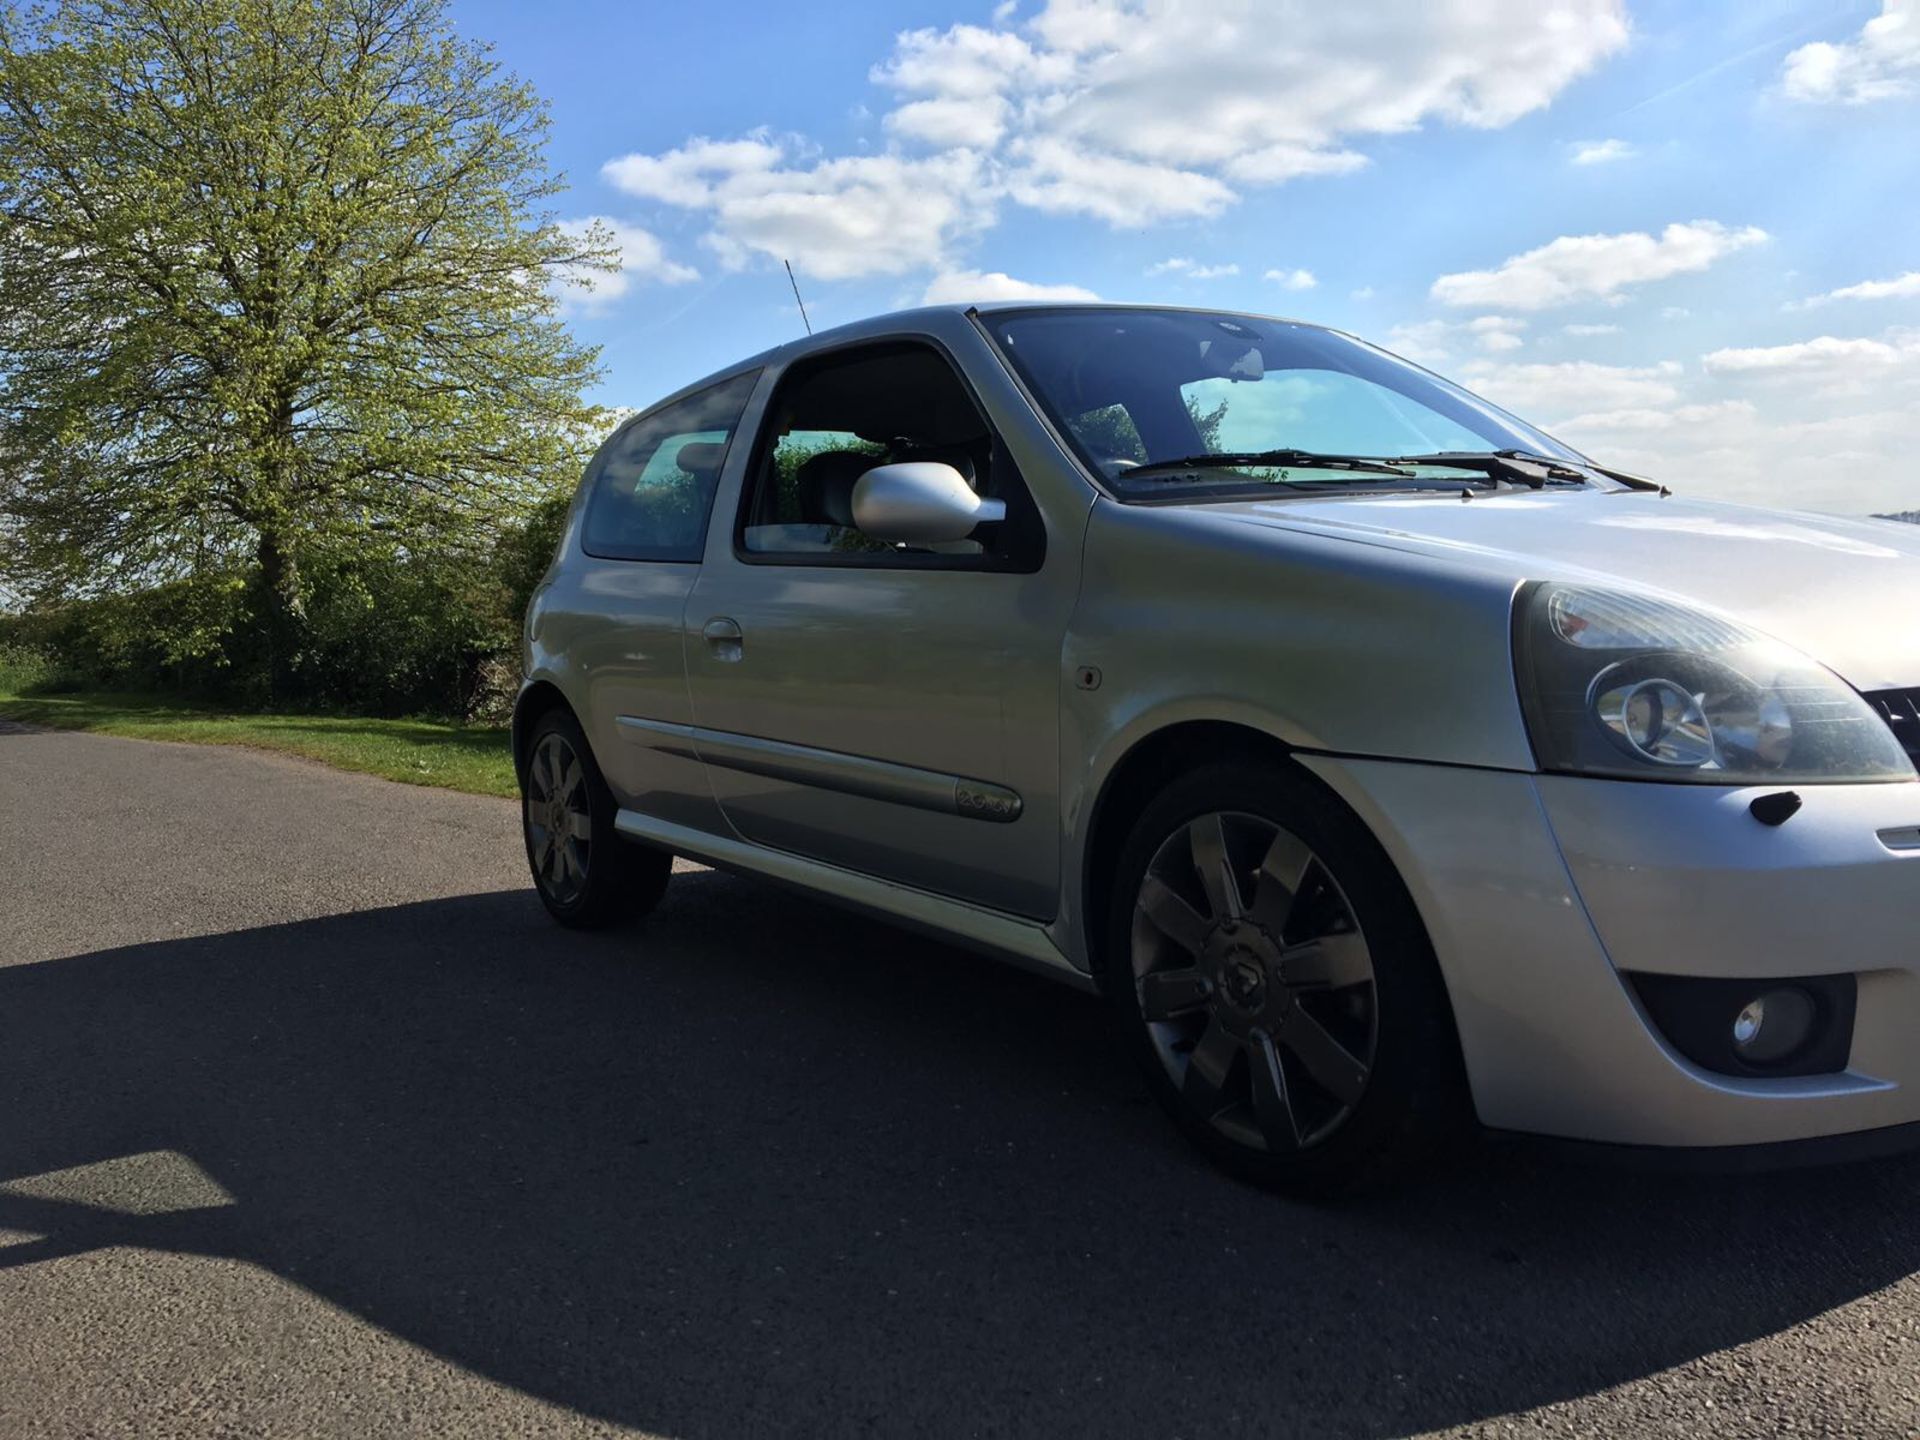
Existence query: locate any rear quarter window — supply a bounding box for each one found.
[581,370,759,562]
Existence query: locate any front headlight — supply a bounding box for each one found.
[1513,582,1914,784]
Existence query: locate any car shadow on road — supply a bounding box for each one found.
[3,871,1916,1438]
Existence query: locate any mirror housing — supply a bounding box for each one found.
[850,462,1005,544]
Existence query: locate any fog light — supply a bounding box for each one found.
[1730,988,1816,1064]
[1630,972,1854,1078]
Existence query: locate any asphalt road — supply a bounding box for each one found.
[2,725,1918,1439]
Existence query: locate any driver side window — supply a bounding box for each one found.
[749,428,892,555]
[736,342,1040,569]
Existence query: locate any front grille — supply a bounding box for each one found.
[1866,686,1920,764]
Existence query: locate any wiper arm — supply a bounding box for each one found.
[1388,450,1591,490]
[1122,449,1417,481]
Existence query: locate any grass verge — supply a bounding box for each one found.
[0,678,516,798]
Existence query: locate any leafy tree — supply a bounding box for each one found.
[493,488,573,650]
[1067,394,1230,461]
[0,0,615,693]
[1188,393,1230,452]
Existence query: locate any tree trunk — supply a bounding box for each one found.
[256,528,305,704]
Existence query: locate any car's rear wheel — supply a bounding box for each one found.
[522,709,671,929]
[1106,762,1466,1196]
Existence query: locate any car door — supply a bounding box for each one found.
[532,368,763,833]
[677,331,1081,920]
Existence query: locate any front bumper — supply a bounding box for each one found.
[1299,754,1920,1149]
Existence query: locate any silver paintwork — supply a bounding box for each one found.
[1306,754,1919,1147]
[851,461,1006,543]
[1189,488,1920,692]
[612,806,1093,990]
[674,313,1086,922]
[523,302,1920,1150]
[614,713,1024,822]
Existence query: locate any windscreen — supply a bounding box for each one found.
[987,308,1583,497]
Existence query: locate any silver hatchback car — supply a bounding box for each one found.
[517,303,1920,1194]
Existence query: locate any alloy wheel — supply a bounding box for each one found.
[1130,811,1379,1152]
[525,732,592,905]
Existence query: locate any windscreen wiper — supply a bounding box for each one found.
[1387,450,1591,489]
[1122,449,1417,481]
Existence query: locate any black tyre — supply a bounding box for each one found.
[1104,761,1467,1197]
[521,708,671,929]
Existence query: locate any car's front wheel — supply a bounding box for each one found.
[1106,762,1467,1196]
[522,708,671,929]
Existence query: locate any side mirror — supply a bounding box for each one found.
[850,462,1005,544]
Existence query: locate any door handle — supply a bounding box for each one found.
[702,616,744,662]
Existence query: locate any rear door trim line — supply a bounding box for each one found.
[615,715,1024,824]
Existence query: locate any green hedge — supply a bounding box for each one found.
[0,494,571,722]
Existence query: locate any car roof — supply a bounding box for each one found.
[652,301,1333,414]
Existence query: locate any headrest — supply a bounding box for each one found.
[675,441,728,478]
[795,451,874,529]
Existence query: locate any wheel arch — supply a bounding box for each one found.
[1079,719,1301,982]
[1079,718,1475,1144]
[1076,720,1454,1006]
[511,679,576,785]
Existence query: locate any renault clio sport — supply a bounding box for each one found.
[515,304,1920,1195]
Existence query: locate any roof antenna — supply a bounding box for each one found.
[783,259,812,335]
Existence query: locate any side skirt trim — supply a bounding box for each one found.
[615,715,1023,824]
[614,808,1094,991]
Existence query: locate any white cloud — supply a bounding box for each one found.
[921,270,1100,303]
[1467,315,1528,351]
[601,136,784,207]
[1782,1,1920,104]
[885,96,1012,149]
[1563,322,1622,336]
[1384,320,1456,365]
[598,1,1630,278]
[1351,286,1376,301]
[873,24,1070,149]
[1387,315,1528,363]
[1431,221,1768,311]
[1005,137,1234,224]
[1028,0,1133,51]
[1701,332,1920,375]
[1457,358,1686,416]
[874,23,1066,99]
[1790,270,1920,309]
[1555,398,1920,513]
[1451,337,1920,512]
[1148,257,1240,278]
[1570,138,1635,165]
[1221,144,1369,186]
[1020,0,1627,179]
[1660,306,1691,320]
[1552,400,1758,433]
[605,142,993,281]
[554,218,697,312]
[1265,267,1318,291]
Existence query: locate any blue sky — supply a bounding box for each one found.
[455,0,1920,514]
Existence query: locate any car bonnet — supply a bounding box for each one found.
[1196,489,1920,693]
